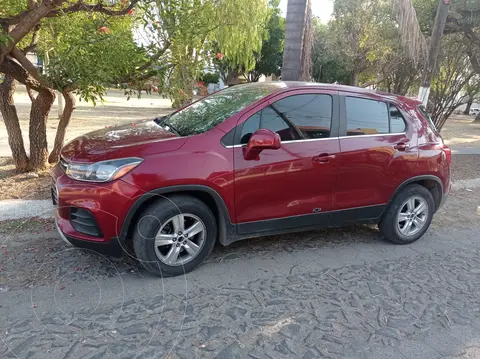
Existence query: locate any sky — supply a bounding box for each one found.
[279,0,334,23]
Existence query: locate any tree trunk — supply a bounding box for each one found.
[281,0,311,81]
[29,88,55,171]
[418,0,450,106]
[463,96,473,115]
[48,90,75,164]
[0,76,30,172]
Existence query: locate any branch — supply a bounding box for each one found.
[0,56,46,92]
[10,47,52,88]
[467,48,480,75]
[46,0,140,18]
[21,24,40,54]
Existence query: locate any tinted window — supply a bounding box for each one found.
[238,107,301,144]
[240,112,260,144]
[346,97,389,135]
[273,94,332,138]
[260,107,299,141]
[389,104,406,133]
[418,104,437,131]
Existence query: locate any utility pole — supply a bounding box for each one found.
[418,0,451,106]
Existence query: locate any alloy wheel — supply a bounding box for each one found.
[154,213,206,266]
[396,196,429,237]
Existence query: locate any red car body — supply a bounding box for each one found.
[51,82,451,256]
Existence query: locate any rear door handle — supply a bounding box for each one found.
[394,142,410,151]
[312,153,336,164]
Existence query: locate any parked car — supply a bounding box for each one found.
[470,108,480,116]
[52,82,451,276]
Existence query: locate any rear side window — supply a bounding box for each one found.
[345,97,408,135]
[272,94,332,139]
[346,97,389,135]
[389,104,406,133]
[418,104,437,131]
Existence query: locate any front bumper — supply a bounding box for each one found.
[51,162,142,256]
[55,221,125,257]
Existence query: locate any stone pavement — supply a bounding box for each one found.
[1,225,480,359]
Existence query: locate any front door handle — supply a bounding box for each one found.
[312,153,336,164]
[394,142,410,151]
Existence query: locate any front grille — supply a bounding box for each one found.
[51,184,58,206]
[69,207,103,237]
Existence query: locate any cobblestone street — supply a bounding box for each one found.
[1,187,480,359]
[1,228,480,358]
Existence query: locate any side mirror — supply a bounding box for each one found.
[244,129,281,160]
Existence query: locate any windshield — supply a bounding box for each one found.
[158,83,284,136]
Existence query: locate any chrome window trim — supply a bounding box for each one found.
[224,132,407,148]
[339,132,406,139]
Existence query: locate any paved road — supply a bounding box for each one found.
[1,224,480,359]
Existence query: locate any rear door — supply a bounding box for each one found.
[231,89,341,234]
[332,93,419,225]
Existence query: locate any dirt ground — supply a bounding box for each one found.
[442,114,480,148]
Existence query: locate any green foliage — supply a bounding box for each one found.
[311,20,351,84]
[248,0,285,80]
[140,0,268,105]
[330,0,398,85]
[37,11,147,104]
[200,72,220,85]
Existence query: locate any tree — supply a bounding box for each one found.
[246,0,285,82]
[0,0,140,171]
[140,0,268,105]
[428,36,475,131]
[281,0,313,81]
[311,20,351,84]
[330,0,400,86]
[463,76,480,115]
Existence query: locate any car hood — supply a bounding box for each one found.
[61,119,184,163]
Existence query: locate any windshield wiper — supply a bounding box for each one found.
[154,116,182,136]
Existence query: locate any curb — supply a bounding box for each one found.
[0,199,53,221]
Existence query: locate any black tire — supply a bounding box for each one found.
[379,184,435,245]
[132,195,217,277]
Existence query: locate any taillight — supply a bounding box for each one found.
[443,145,452,164]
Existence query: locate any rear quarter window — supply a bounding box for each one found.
[418,105,437,131]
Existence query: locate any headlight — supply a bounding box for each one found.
[65,158,143,182]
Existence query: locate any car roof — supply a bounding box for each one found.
[235,81,423,108]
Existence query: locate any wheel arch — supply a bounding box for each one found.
[387,175,444,213]
[120,185,235,247]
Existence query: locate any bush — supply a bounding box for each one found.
[200,72,220,84]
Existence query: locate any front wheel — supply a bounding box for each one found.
[379,184,434,244]
[133,195,217,277]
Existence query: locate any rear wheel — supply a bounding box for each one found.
[133,195,217,277]
[379,184,434,244]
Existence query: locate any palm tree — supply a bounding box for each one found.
[281,0,313,81]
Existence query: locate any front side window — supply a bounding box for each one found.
[239,107,300,144]
[272,94,332,139]
[346,97,389,136]
[157,83,283,136]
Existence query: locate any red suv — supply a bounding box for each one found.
[52,82,451,276]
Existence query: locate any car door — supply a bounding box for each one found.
[232,90,341,235]
[332,93,419,225]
